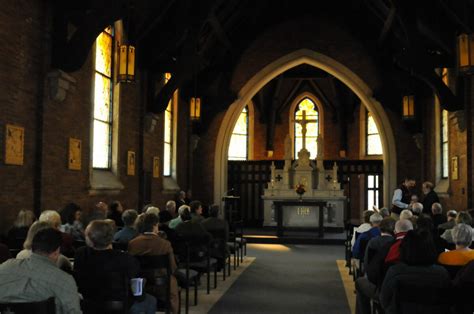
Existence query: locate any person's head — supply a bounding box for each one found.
[186,189,192,198]
[452,223,473,249]
[145,206,160,217]
[400,209,413,220]
[411,195,419,203]
[411,202,423,216]
[447,210,458,221]
[400,229,438,266]
[122,209,138,228]
[31,228,63,263]
[379,217,396,235]
[85,220,114,250]
[139,213,160,234]
[209,205,220,218]
[39,210,62,229]
[109,201,123,214]
[178,191,186,200]
[60,203,81,225]
[378,208,390,218]
[422,181,434,195]
[13,209,35,228]
[23,221,53,250]
[431,203,443,215]
[362,210,374,224]
[395,219,414,234]
[189,201,203,215]
[416,215,434,233]
[403,177,416,189]
[370,213,383,227]
[166,201,176,214]
[178,205,191,221]
[456,211,473,226]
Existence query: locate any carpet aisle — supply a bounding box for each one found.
[208,244,351,314]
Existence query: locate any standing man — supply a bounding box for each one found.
[421,181,440,215]
[391,177,416,219]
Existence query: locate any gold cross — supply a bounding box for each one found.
[293,110,317,150]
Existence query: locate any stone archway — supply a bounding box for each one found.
[214,49,397,209]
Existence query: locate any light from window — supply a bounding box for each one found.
[294,98,318,159]
[163,73,173,176]
[92,27,114,169]
[441,109,449,178]
[366,112,383,155]
[228,107,248,160]
[367,174,380,210]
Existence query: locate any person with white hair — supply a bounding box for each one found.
[399,209,413,221]
[384,219,414,264]
[39,210,74,257]
[159,200,176,224]
[145,206,160,217]
[411,202,423,216]
[438,223,474,267]
[352,213,383,259]
[169,205,190,229]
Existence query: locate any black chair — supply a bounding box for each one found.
[135,254,173,314]
[453,281,474,314]
[72,240,86,250]
[187,240,218,295]
[207,228,231,282]
[396,282,452,314]
[75,271,130,314]
[232,220,246,263]
[441,264,463,279]
[0,297,55,314]
[112,241,128,252]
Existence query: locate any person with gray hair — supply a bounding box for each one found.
[411,202,423,216]
[438,223,474,266]
[159,200,176,224]
[169,205,190,229]
[378,207,390,218]
[352,213,384,259]
[438,209,458,231]
[145,206,160,218]
[399,209,413,221]
[431,203,447,229]
[441,211,474,244]
[113,209,139,243]
[39,210,74,257]
[75,220,157,314]
[385,219,414,264]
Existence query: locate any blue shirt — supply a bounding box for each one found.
[113,226,138,243]
[352,227,381,259]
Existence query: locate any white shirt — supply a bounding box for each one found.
[392,188,409,209]
[351,223,372,249]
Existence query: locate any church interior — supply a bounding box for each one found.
[1,0,474,313]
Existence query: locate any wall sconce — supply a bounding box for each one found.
[190,97,201,121]
[457,33,474,73]
[118,44,135,82]
[402,95,415,119]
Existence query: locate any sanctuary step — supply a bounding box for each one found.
[242,227,345,245]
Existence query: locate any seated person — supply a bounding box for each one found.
[169,205,189,229]
[0,228,81,314]
[113,209,139,243]
[74,220,156,314]
[145,206,160,218]
[384,219,413,264]
[108,200,124,227]
[431,203,446,229]
[159,201,176,224]
[438,209,458,231]
[7,209,35,249]
[175,207,211,241]
[189,200,204,223]
[380,229,451,314]
[201,205,229,243]
[352,213,383,259]
[59,203,84,241]
[16,221,72,272]
[441,211,473,244]
[411,202,423,217]
[438,223,474,266]
[39,210,74,257]
[128,213,179,314]
[351,210,374,249]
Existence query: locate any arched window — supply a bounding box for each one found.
[92,26,114,169]
[228,106,248,160]
[294,98,319,159]
[366,112,383,155]
[163,73,174,177]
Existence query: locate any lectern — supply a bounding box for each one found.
[222,196,240,225]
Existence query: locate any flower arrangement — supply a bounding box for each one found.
[295,183,306,195]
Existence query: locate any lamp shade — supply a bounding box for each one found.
[118,44,135,82]
[457,33,474,73]
[402,95,415,119]
[190,97,201,120]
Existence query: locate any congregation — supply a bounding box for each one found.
[0,191,243,314]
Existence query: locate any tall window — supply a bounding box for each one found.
[366,112,383,155]
[366,174,380,210]
[441,109,449,178]
[294,98,319,159]
[228,106,248,160]
[163,73,173,176]
[93,26,114,169]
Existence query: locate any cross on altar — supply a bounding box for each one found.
[325,175,332,182]
[275,174,283,181]
[294,110,318,150]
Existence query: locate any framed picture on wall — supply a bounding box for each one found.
[68,138,82,170]
[5,124,24,166]
[153,156,160,178]
[127,151,136,176]
[451,156,459,180]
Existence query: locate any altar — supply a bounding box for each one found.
[261,114,346,230]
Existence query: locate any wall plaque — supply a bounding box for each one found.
[5,124,24,165]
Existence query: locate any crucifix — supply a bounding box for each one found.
[294,110,318,150]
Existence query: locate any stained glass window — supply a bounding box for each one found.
[294,98,318,159]
[93,26,114,169]
[441,109,449,178]
[366,112,383,155]
[163,73,173,176]
[228,107,248,160]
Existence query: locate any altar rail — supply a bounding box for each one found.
[227,159,383,227]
